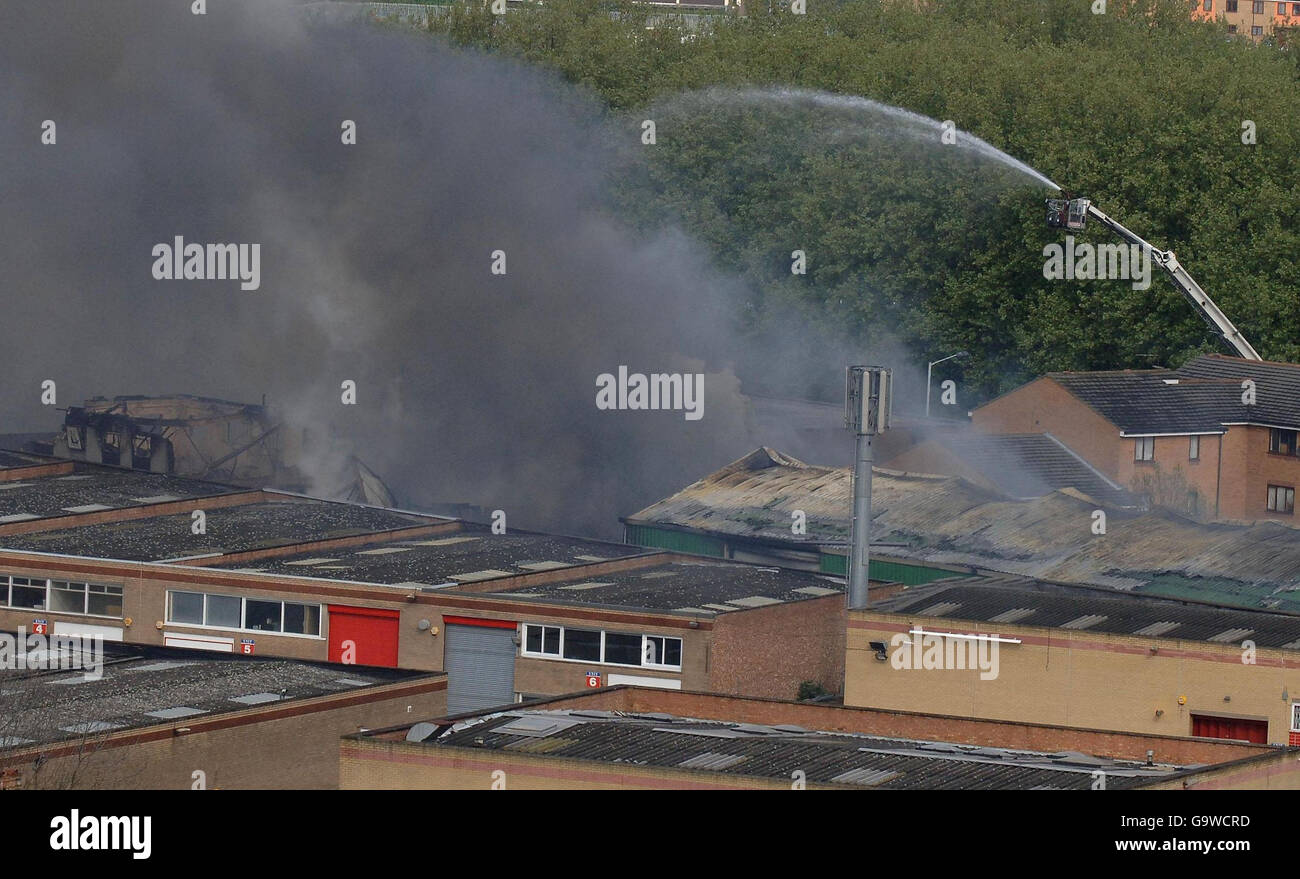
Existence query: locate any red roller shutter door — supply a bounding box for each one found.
[328,605,400,668]
[1191,714,1268,744]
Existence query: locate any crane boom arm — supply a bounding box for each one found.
[1083,203,1262,361]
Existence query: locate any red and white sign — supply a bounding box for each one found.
[31,620,48,635]
[239,638,255,655]
[585,671,602,688]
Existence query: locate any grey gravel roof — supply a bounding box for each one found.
[210,524,644,587]
[483,559,844,613]
[0,644,425,748]
[422,709,1183,790]
[875,574,1300,649]
[0,498,438,562]
[0,463,241,524]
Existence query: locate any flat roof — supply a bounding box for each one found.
[0,450,48,470]
[874,574,1300,649]
[0,462,241,525]
[209,524,645,587]
[407,708,1183,790]
[0,498,439,562]
[484,559,844,613]
[0,643,429,749]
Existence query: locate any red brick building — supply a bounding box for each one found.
[973,355,1300,521]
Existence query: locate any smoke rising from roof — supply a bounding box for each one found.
[0,0,787,537]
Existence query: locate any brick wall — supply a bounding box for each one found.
[972,377,1123,479]
[847,611,1300,745]
[710,595,845,699]
[1,677,445,790]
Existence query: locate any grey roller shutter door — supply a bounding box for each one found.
[445,624,517,714]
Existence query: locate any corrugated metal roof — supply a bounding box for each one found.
[627,448,1300,612]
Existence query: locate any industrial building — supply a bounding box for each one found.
[339,685,1297,790]
[0,643,445,789]
[847,574,1300,745]
[626,445,1300,612]
[0,450,849,714]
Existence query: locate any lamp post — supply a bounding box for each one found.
[926,351,969,418]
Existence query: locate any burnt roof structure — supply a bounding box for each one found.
[626,447,1300,613]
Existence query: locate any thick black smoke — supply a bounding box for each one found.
[0,0,777,537]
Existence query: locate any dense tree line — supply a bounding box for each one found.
[425,0,1300,401]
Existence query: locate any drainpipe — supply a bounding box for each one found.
[1215,429,1223,520]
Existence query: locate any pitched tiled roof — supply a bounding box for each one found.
[1176,354,1300,428]
[1048,370,1241,434]
[1046,355,1300,433]
[931,432,1136,506]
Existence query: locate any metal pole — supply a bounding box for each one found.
[847,431,873,610]
[925,361,933,418]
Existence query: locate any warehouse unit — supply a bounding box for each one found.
[847,574,1300,745]
[340,686,1295,790]
[0,643,445,790]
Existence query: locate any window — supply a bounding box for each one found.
[1189,435,1200,460]
[604,632,644,666]
[1227,0,1238,9]
[523,624,683,670]
[1269,428,1297,455]
[244,599,283,632]
[165,590,322,637]
[168,590,204,624]
[283,602,321,636]
[1205,0,1213,10]
[86,582,123,617]
[1279,1,1287,12]
[49,581,86,614]
[562,628,602,662]
[1254,0,1265,13]
[1134,436,1154,461]
[6,578,123,617]
[9,577,46,610]
[1229,23,1239,30]
[1293,2,1299,13]
[645,635,682,668]
[524,624,560,656]
[1253,24,1264,33]
[1267,484,1295,514]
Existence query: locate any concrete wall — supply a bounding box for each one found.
[847,610,1300,744]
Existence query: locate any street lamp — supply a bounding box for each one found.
[926,351,969,418]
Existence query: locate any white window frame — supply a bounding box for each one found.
[0,574,123,619]
[164,589,324,640]
[519,623,683,671]
[1189,435,1200,461]
[1134,436,1154,461]
[1267,484,1295,514]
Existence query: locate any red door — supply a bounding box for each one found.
[328,605,400,668]
[1191,714,1268,744]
